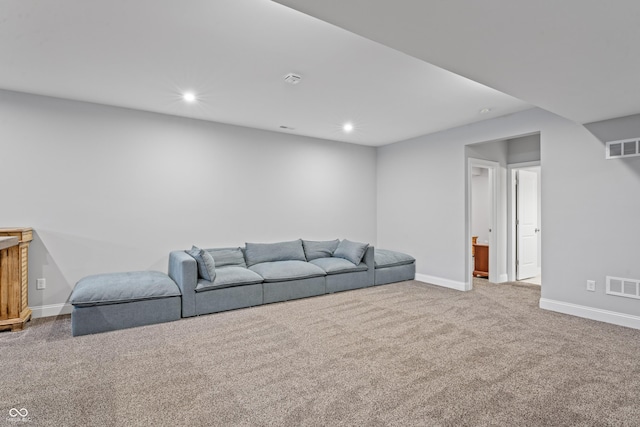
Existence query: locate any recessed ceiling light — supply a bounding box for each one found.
[343,122,354,133]
[183,92,196,103]
[479,107,492,114]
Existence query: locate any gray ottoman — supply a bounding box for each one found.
[69,271,182,336]
[374,249,416,285]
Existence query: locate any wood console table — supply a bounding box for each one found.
[0,228,33,331]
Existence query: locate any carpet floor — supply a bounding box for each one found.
[1,280,640,426]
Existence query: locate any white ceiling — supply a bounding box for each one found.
[274,0,640,126]
[0,0,532,146]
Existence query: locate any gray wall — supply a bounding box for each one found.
[0,90,377,311]
[378,107,640,319]
[507,134,541,164]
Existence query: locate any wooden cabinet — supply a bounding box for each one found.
[0,228,33,331]
[473,244,489,278]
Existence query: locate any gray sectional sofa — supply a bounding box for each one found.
[169,238,376,317]
[69,239,416,335]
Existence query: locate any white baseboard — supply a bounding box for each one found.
[415,273,468,291]
[30,303,73,319]
[539,298,640,330]
[498,273,509,283]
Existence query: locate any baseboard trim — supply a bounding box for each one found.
[498,273,509,283]
[30,303,73,319]
[539,298,640,330]
[415,274,468,291]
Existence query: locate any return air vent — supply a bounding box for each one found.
[606,276,640,300]
[606,138,640,159]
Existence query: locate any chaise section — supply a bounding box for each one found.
[70,271,181,336]
[374,249,416,285]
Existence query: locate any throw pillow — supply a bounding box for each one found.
[302,239,340,261]
[244,239,306,266]
[333,239,369,265]
[186,246,216,282]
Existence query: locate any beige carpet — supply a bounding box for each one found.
[1,280,640,426]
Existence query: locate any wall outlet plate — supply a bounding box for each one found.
[36,278,46,290]
[586,280,596,292]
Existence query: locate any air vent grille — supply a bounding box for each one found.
[606,276,640,299]
[606,138,640,159]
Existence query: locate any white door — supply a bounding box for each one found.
[516,170,538,280]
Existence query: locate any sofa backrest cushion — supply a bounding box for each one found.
[186,246,217,281]
[244,239,306,267]
[206,247,247,268]
[333,239,370,265]
[302,239,340,261]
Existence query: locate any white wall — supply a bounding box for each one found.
[0,90,377,314]
[378,107,640,327]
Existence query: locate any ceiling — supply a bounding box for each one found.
[0,0,532,146]
[274,0,640,126]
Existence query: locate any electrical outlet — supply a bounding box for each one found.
[586,280,596,292]
[36,278,46,290]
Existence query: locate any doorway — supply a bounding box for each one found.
[467,158,499,289]
[508,162,542,284]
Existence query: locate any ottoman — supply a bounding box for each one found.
[374,249,416,286]
[69,271,182,336]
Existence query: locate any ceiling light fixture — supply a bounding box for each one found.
[479,107,492,114]
[343,122,354,133]
[183,92,197,103]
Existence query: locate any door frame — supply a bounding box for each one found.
[467,158,499,290]
[507,161,541,282]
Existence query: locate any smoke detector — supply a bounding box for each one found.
[284,73,302,85]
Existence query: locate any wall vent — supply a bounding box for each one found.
[606,138,640,159]
[606,276,640,299]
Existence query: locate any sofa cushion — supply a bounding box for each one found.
[195,267,263,292]
[186,246,216,281]
[244,239,306,267]
[70,271,181,307]
[333,239,369,265]
[206,247,247,268]
[302,239,340,261]
[374,249,416,268]
[249,260,326,283]
[309,257,368,275]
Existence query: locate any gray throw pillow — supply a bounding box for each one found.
[206,248,247,268]
[186,246,216,282]
[303,239,340,261]
[244,239,306,267]
[333,239,369,265]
